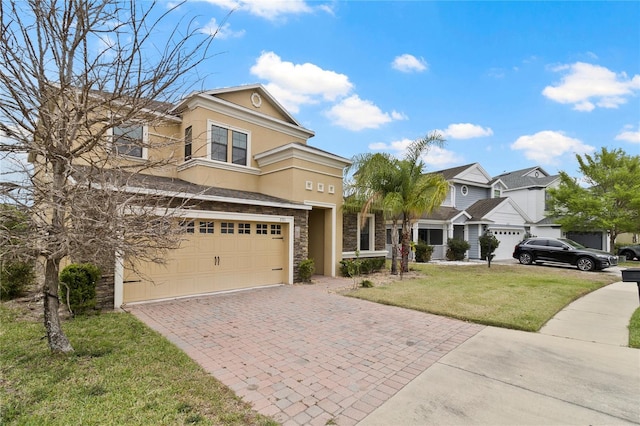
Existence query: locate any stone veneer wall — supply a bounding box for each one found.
[342,211,386,251]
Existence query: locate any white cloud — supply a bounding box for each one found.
[510,130,595,165]
[615,125,640,143]
[542,62,640,111]
[392,54,428,73]
[439,123,493,140]
[368,139,463,169]
[200,18,245,38]
[200,0,323,20]
[326,95,405,131]
[250,51,353,113]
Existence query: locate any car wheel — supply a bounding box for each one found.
[577,257,595,271]
[620,250,635,261]
[519,252,533,265]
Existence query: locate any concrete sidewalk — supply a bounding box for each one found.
[359,281,640,425]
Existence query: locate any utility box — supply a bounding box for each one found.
[621,269,640,282]
[621,269,640,303]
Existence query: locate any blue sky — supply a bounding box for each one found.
[1,1,638,183]
[175,0,639,178]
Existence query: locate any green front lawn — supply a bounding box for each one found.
[346,263,617,332]
[0,306,276,426]
[629,307,640,349]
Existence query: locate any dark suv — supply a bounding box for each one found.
[513,237,618,271]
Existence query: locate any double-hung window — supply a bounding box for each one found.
[358,214,375,251]
[211,125,228,162]
[184,126,192,161]
[113,123,147,159]
[208,122,249,166]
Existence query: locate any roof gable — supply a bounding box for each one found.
[436,163,491,185]
[493,166,559,190]
[466,197,531,223]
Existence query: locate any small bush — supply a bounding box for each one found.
[479,232,500,260]
[446,238,470,261]
[415,242,434,263]
[340,257,386,277]
[360,279,374,288]
[59,263,101,316]
[0,261,35,300]
[298,258,315,282]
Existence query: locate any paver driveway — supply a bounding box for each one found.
[128,277,484,425]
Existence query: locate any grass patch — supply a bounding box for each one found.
[0,306,277,426]
[629,307,640,349]
[346,264,616,332]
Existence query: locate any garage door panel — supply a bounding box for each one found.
[123,219,288,303]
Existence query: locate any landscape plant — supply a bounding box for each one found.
[345,135,449,275]
[297,258,315,282]
[446,238,470,261]
[59,263,101,316]
[415,241,434,263]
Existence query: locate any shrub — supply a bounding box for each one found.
[415,241,434,263]
[360,279,374,288]
[446,238,470,261]
[59,263,101,316]
[298,258,315,282]
[0,261,35,300]
[340,257,386,277]
[479,232,500,260]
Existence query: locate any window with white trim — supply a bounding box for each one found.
[358,214,375,251]
[238,223,251,234]
[209,122,249,166]
[113,123,147,159]
[184,126,192,161]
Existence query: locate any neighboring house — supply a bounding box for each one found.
[379,163,569,261]
[49,84,351,307]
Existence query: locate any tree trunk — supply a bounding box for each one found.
[43,257,74,354]
[390,221,399,275]
[401,215,410,275]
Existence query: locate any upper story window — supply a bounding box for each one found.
[209,121,249,166]
[113,123,147,159]
[460,185,469,196]
[493,187,501,198]
[184,126,192,161]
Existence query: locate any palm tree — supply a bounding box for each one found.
[346,133,449,275]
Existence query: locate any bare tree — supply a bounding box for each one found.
[0,0,215,353]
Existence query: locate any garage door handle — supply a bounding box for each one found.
[272,237,284,240]
[272,268,283,271]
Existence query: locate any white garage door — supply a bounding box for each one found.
[123,219,287,303]
[491,228,525,261]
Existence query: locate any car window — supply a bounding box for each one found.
[559,238,585,249]
[527,239,547,246]
[547,240,565,248]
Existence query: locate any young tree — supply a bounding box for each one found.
[0,0,215,353]
[547,147,640,252]
[346,133,449,275]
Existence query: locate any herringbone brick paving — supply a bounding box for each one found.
[128,276,484,425]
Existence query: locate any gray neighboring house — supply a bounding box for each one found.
[381,164,580,261]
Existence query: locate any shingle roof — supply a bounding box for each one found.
[466,197,507,220]
[434,163,477,180]
[74,167,305,207]
[491,167,558,189]
[419,206,463,220]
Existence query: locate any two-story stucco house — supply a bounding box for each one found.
[92,84,351,307]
